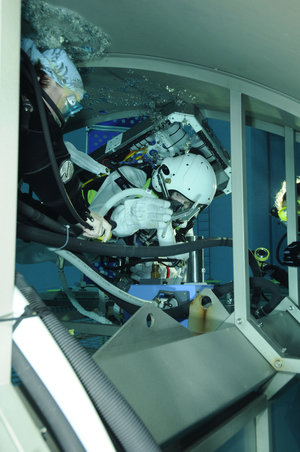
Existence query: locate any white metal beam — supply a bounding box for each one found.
[285,126,300,305]
[0,0,21,385]
[230,90,250,324]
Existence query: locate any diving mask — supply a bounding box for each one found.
[61,94,83,119]
[278,200,300,222]
[170,192,202,222]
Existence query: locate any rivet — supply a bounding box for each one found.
[274,359,283,369]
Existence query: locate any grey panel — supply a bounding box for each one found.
[93,305,274,445]
[259,311,300,358]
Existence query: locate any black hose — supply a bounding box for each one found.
[21,51,92,230]
[15,272,160,452]
[12,342,85,452]
[17,199,83,237]
[251,277,284,318]
[17,222,233,257]
[18,200,70,235]
[17,223,262,274]
[213,277,283,318]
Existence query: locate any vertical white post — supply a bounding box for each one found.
[0,0,21,385]
[256,406,272,452]
[285,126,299,305]
[230,90,250,323]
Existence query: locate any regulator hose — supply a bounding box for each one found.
[15,272,161,452]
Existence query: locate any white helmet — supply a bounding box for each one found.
[152,153,217,206]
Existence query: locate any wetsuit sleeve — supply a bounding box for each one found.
[19,101,89,224]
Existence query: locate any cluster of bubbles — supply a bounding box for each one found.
[21,1,202,124]
[22,0,111,62]
[80,67,201,121]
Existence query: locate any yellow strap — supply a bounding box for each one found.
[87,189,97,205]
[143,178,151,189]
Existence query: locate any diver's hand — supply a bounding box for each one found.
[130,198,172,229]
[111,197,173,237]
[81,211,112,241]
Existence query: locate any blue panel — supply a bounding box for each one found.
[128,283,212,301]
[128,283,213,326]
[88,116,147,153]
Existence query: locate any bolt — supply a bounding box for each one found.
[236,318,243,325]
[274,359,283,369]
[281,348,287,354]
[40,427,47,438]
[288,305,295,311]
[258,322,263,328]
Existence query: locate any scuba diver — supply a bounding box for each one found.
[270,178,300,269]
[19,38,111,241]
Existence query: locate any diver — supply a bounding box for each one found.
[271,178,300,268]
[19,38,111,241]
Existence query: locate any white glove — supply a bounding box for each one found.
[80,211,112,241]
[65,141,110,175]
[111,197,173,237]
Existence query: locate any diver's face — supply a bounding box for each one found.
[43,76,65,107]
[43,76,82,119]
[170,191,193,211]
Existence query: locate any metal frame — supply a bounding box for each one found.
[2,2,300,449]
[0,0,20,388]
[230,90,300,374]
[0,1,52,449]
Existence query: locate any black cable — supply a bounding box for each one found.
[21,51,92,230]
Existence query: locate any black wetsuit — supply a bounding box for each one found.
[19,68,89,224]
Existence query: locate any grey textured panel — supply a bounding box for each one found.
[93,305,274,445]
